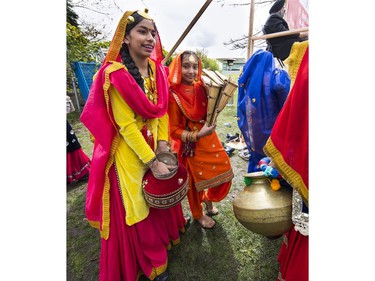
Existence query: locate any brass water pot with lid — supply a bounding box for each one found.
[232,171,293,238]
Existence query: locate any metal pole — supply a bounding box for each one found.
[71,77,81,113]
[162,0,213,65]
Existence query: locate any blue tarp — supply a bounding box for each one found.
[72,61,100,102]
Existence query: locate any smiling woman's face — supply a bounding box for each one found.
[124,18,156,59]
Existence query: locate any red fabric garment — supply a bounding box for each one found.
[168,83,208,157]
[80,59,169,234]
[170,83,207,121]
[277,229,308,281]
[264,47,309,281]
[264,48,309,205]
[99,165,170,281]
[110,62,169,119]
[150,27,164,64]
[151,205,186,245]
[66,148,90,183]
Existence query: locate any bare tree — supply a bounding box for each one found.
[70,0,124,41]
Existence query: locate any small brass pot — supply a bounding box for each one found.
[153,152,178,180]
[232,171,293,238]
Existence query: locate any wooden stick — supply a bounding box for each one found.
[251,27,309,41]
[162,0,213,65]
[246,0,255,59]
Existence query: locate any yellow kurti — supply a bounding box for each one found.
[109,63,169,226]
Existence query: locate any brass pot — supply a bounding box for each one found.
[232,171,292,238]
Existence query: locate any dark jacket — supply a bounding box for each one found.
[263,14,302,61]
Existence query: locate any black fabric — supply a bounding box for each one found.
[263,14,302,61]
[269,0,285,14]
[67,120,81,152]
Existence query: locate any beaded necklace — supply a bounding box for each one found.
[141,63,157,150]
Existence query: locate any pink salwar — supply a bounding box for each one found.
[99,164,186,281]
[66,148,90,183]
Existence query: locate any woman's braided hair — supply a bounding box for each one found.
[120,12,155,92]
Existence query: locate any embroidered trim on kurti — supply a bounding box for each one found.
[195,168,234,192]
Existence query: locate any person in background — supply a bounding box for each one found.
[168,51,234,229]
[263,0,308,62]
[80,9,188,281]
[66,95,90,184]
[237,49,290,173]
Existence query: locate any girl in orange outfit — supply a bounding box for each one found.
[168,51,234,229]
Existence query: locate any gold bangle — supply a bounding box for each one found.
[181,130,188,142]
[189,131,194,142]
[188,131,193,142]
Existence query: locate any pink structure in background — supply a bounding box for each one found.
[285,0,309,29]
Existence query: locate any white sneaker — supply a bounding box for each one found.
[238,149,250,161]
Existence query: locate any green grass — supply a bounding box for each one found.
[67,95,283,281]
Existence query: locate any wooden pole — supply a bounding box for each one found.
[251,27,309,40]
[246,0,255,59]
[162,0,213,65]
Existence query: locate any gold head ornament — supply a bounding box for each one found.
[127,16,135,23]
[137,8,152,20]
